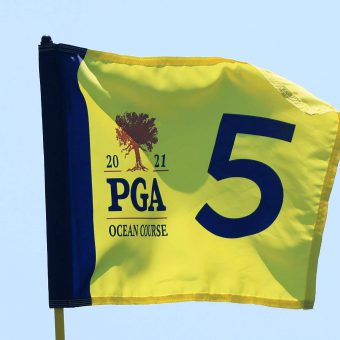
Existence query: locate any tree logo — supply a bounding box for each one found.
[115,112,158,172]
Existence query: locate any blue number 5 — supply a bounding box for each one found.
[196,114,295,238]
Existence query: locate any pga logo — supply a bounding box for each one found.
[107,177,166,212]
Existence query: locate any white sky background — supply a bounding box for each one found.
[0,1,339,339]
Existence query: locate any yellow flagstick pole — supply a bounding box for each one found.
[54,308,65,340]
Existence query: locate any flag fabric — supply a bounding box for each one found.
[39,37,339,309]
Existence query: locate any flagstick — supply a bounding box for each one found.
[54,308,65,340]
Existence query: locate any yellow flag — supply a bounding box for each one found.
[39,37,339,309]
